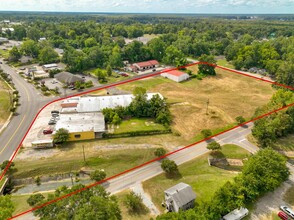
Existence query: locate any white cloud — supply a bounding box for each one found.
[0,0,293,13]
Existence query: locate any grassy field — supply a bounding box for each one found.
[219,144,251,159]
[143,144,249,211]
[13,148,157,179]
[116,190,153,220]
[118,68,274,140]
[0,79,12,125]
[216,59,235,69]
[113,118,168,134]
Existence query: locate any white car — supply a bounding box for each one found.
[280,205,294,219]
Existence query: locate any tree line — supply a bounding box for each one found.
[103,87,172,127]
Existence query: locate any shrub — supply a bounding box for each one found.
[154,148,167,157]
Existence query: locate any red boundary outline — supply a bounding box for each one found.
[1,61,293,219]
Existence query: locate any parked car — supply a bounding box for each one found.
[52,113,59,118]
[278,211,290,220]
[48,120,56,125]
[280,206,294,219]
[43,128,53,135]
[121,73,129,77]
[0,61,2,64]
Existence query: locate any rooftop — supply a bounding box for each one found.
[61,93,162,113]
[165,182,196,208]
[134,60,159,68]
[55,112,105,133]
[164,69,188,77]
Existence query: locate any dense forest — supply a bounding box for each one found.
[1,14,294,86]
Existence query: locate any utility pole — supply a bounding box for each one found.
[206,99,210,115]
[82,145,86,163]
[70,173,74,186]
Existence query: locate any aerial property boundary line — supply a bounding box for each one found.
[1,62,293,219]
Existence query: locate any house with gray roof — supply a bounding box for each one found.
[55,72,83,85]
[164,182,196,212]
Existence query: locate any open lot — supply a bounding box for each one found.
[142,144,250,212]
[0,79,12,127]
[118,68,274,140]
[113,118,168,134]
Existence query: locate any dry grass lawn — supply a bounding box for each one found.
[118,68,274,140]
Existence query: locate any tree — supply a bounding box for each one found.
[124,192,147,213]
[154,148,167,157]
[21,39,40,58]
[109,46,123,68]
[0,195,15,220]
[27,194,45,207]
[198,54,217,75]
[207,141,221,151]
[161,159,178,174]
[53,128,69,144]
[240,148,289,201]
[84,37,97,47]
[106,64,112,77]
[235,116,246,125]
[112,113,122,125]
[96,69,107,83]
[0,160,15,174]
[147,38,166,61]
[27,27,41,41]
[39,46,59,65]
[75,81,81,90]
[9,46,22,62]
[29,184,121,220]
[90,170,106,182]
[201,129,212,138]
[163,45,187,66]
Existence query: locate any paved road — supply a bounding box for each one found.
[12,123,256,196]
[102,123,256,194]
[0,59,51,163]
[0,62,164,165]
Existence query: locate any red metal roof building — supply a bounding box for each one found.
[161,69,190,82]
[133,60,159,71]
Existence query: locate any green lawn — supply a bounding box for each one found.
[113,118,168,134]
[273,134,294,151]
[216,59,235,69]
[11,193,50,215]
[0,49,9,59]
[118,77,170,92]
[13,148,157,179]
[143,144,249,211]
[220,144,251,159]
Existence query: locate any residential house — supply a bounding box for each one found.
[130,60,159,72]
[164,182,196,212]
[161,69,190,82]
[54,72,83,85]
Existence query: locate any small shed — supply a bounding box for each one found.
[164,182,196,212]
[161,70,189,82]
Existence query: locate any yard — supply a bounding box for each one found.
[116,190,154,220]
[0,79,12,126]
[113,118,168,134]
[142,144,250,212]
[13,148,158,179]
[118,68,274,140]
[0,49,10,59]
[273,134,294,152]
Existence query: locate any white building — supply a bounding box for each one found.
[60,93,163,114]
[161,69,190,83]
[42,63,59,71]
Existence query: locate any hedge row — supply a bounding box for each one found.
[103,129,172,138]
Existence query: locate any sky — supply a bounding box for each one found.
[0,0,293,14]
